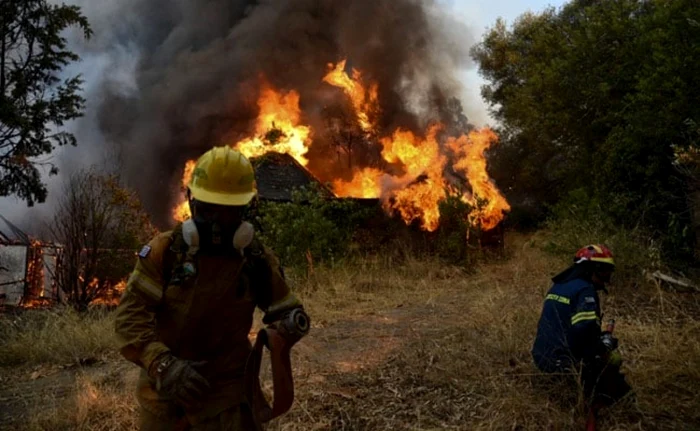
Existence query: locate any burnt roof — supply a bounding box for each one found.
[251,153,333,201]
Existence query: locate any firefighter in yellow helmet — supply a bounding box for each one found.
[115,147,309,430]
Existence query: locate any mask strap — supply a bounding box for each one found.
[233,222,255,256]
[182,219,200,255]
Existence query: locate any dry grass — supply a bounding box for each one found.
[23,365,139,431]
[0,308,118,367]
[1,232,699,430]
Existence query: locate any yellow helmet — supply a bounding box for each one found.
[188,147,257,206]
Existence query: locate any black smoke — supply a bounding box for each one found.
[90,0,474,228]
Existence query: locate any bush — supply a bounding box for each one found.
[253,186,374,267]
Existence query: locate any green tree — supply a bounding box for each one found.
[472,0,700,261]
[0,1,91,205]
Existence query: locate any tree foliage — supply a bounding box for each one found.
[472,0,700,261]
[0,1,91,205]
[49,168,156,310]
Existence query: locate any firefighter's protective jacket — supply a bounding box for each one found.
[114,224,301,425]
[531,277,602,372]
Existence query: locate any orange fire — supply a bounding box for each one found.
[334,126,448,231]
[171,59,509,233]
[172,84,313,222]
[172,160,196,222]
[447,129,511,231]
[323,60,379,132]
[235,84,312,165]
[90,279,127,306]
[332,167,384,199]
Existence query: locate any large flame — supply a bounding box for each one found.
[172,84,312,223]
[236,84,312,165]
[334,126,447,231]
[332,167,384,199]
[448,129,511,231]
[384,127,448,231]
[171,59,509,233]
[323,60,379,132]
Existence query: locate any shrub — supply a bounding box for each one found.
[253,186,374,266]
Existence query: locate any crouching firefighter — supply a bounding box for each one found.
[115,147,310,431]
[531,245,632,408]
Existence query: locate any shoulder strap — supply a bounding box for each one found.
[162,247,176,290]
[161,224,187,297]
[241,236,274,305]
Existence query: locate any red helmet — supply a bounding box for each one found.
[574,244,615,266]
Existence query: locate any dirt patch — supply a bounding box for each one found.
[0,288,464,430]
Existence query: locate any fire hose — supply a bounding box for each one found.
[245,308,310,430]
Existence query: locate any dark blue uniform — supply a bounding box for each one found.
[532,277,602,372]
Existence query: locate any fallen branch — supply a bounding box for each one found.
[650,271,699,292]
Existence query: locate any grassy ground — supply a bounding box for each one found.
[1,232,699,430]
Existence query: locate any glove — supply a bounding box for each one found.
[150,354,211,408]
[600,331,618,351]
[607,350,622,367]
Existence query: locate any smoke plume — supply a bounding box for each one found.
[64,0,477,228]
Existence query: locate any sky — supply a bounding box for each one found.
[442,0,566,125]
[0,0,566,227]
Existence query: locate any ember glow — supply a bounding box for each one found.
[172,59,509,233]
[25,240,45,299]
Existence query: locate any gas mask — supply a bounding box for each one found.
[192,215,236,252]
[187,199,252,255]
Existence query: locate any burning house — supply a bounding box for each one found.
[0,215,61,308]
[173,151,333,222]
[49,0,511,251]
[0,213,134,309]
[252,153,333,202]
[169,62,510,242]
